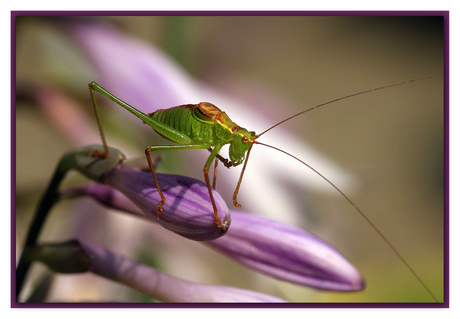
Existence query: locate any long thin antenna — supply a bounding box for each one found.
[255,140,439,302]
[258,75,443,137]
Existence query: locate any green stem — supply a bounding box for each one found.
[16,163,67,300]
[16,145,125,301]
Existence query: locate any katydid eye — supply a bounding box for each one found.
[242,136,248,142]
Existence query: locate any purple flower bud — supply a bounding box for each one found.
[63,145,231,241]
[81,242,285,302]
[102,164,231,241]
[67,183,364,291]
[209,212,365,292]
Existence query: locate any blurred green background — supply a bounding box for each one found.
[15,15,444,303]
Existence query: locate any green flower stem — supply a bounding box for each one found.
[16,145,124,301]
[16,161,67,300]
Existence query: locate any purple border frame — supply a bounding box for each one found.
[11,10,449,309]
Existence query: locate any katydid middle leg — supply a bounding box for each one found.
[202,145,224,227]
[145,144,225,227]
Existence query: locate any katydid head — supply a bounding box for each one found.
[229,128,256,166]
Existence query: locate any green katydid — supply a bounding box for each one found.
[88,75,441,301]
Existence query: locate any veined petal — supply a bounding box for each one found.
[102,165,231,241]
[81,242,285,302]
[67,183,363,291]
[209,212,365,292]
[61,145,230,241]
[29,240,284,302]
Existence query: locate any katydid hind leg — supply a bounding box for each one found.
[204,146,224,227]
[89,81,193,146]
[88,84,109,157]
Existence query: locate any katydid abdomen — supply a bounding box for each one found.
[150,103,230,146]
[90,81,253,230]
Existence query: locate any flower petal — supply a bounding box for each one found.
[81,242,285,302]
[29,240,285,302]
[103,165,231,241]
[209,212,365,292]
[61,145,230,241]
[67,182,363,291]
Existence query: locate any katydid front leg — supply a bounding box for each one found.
[207,147,233,189]
[207,148,233,190]
[212,157,218,190]
[212,150,233,169]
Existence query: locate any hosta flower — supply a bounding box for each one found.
[16,16,445,303]
[29,240,285,302]
[64,145,231,241]
[103,165,231,241]
[210,212,364,291]
[17,19,367,302]
[65,182,365,292]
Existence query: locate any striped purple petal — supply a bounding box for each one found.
[81,241,284,302]
[64,145,230,241]
[210,212,365,292]
[102,165,231,241]
[67,183,364,291]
